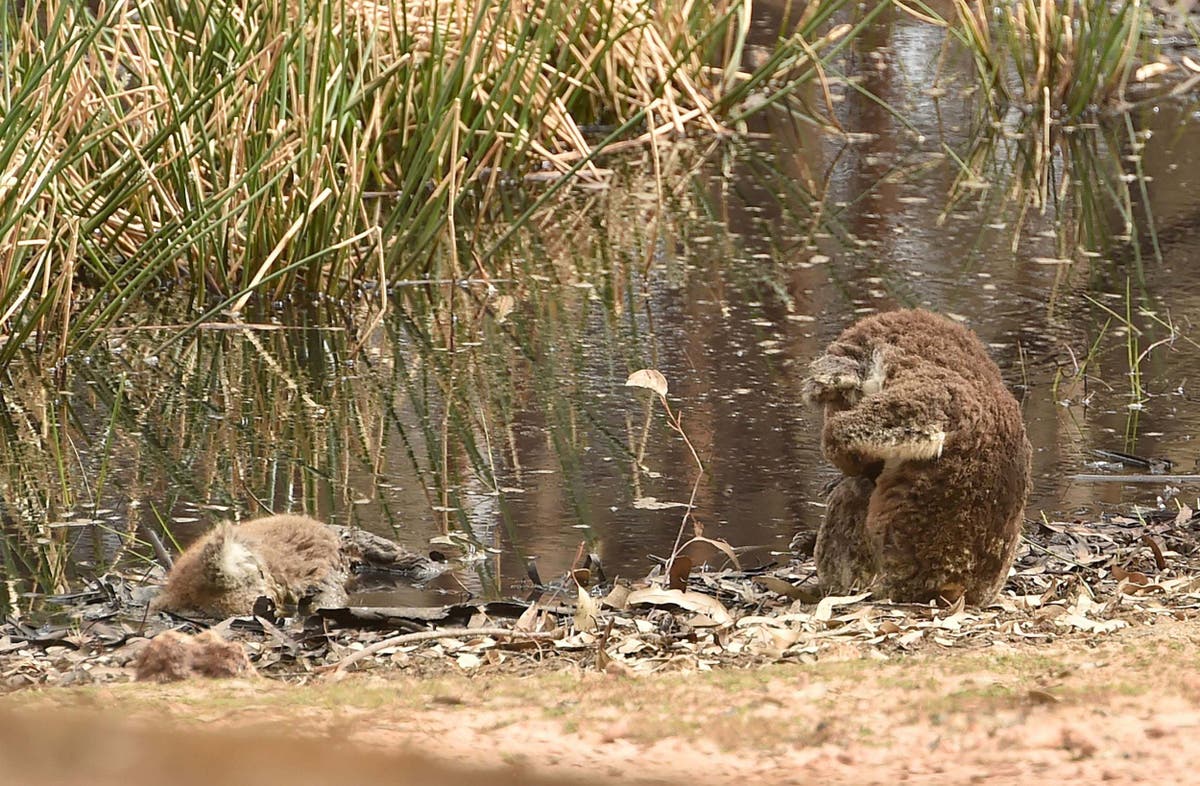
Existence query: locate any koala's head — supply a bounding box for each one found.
[200,524,270,594]
[802,347,886,410]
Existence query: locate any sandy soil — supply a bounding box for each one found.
[5,616,1200,786]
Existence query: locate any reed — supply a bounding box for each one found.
[0,0,862,370]
[951,0,1149,117]
[0,148,780,605]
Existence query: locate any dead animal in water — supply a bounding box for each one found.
[151,514,445,617]
[802,309,1031,605]
[151,514,350,617]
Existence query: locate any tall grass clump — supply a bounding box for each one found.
[935,0,1159,256]
[952,0,1149,118]
[0,0,864,370]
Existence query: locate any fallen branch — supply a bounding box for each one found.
[1071,474,1200,483]
[323,627,560,674]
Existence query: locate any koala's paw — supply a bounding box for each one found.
[845,421,947,463]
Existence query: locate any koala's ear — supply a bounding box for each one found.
[859,348,887,397]
[198,522,239,578]
[802,353,864,406]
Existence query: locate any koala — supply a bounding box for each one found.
[151,514,349,618]
[801,309,1031,605]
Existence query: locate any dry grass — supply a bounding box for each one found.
[952,0,1148,116]
[0,0,857,368]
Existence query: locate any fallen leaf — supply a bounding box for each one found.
[601,582,631,610]
[677,535,741,570]
[814,592,871,622]
[667,556,693,590]
[574,583,600,632]
[632,496,689,510]
[626,587,733,626]
[625,369,668,397]
[1134,61,1172,81]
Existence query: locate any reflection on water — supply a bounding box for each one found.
[3,9,1200,608]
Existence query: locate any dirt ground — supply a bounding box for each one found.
[4,616,1199,786]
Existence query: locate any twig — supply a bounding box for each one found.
[657,393,705,576]
[322,627,560,674]
[137,523,174,570]
[1071,474,1200,483]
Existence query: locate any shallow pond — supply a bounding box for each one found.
[3,6,1200,609]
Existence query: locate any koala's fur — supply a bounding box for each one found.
[802,309,1031,605]
[151,514,349,617]
[133,629,254,682]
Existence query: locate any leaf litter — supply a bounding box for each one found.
[2,503,1200,690]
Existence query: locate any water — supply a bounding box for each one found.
[4,7,1200,608]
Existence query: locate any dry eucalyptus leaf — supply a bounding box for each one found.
[1134,61,1172,81]
[632,497,689,510]
[626,587,733,626]
[678,535,741,570]
[601,583,631,610]
[574,584,600,632]
[625,369,668,397]
[668,556,693,591]
[814,592,871,622]
[490,294,516,324]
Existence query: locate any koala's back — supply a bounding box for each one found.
[868,390,1030,604]
[233,514,347,606]
[827,308,1005,389]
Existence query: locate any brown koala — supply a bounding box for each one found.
[151,514,349,618]
[801,309,1031,605]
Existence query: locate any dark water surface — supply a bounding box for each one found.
[5,7,1200,607]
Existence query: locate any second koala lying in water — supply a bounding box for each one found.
[802,309,1031,605]
[151,514,349,618]
[152,514,448,617]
